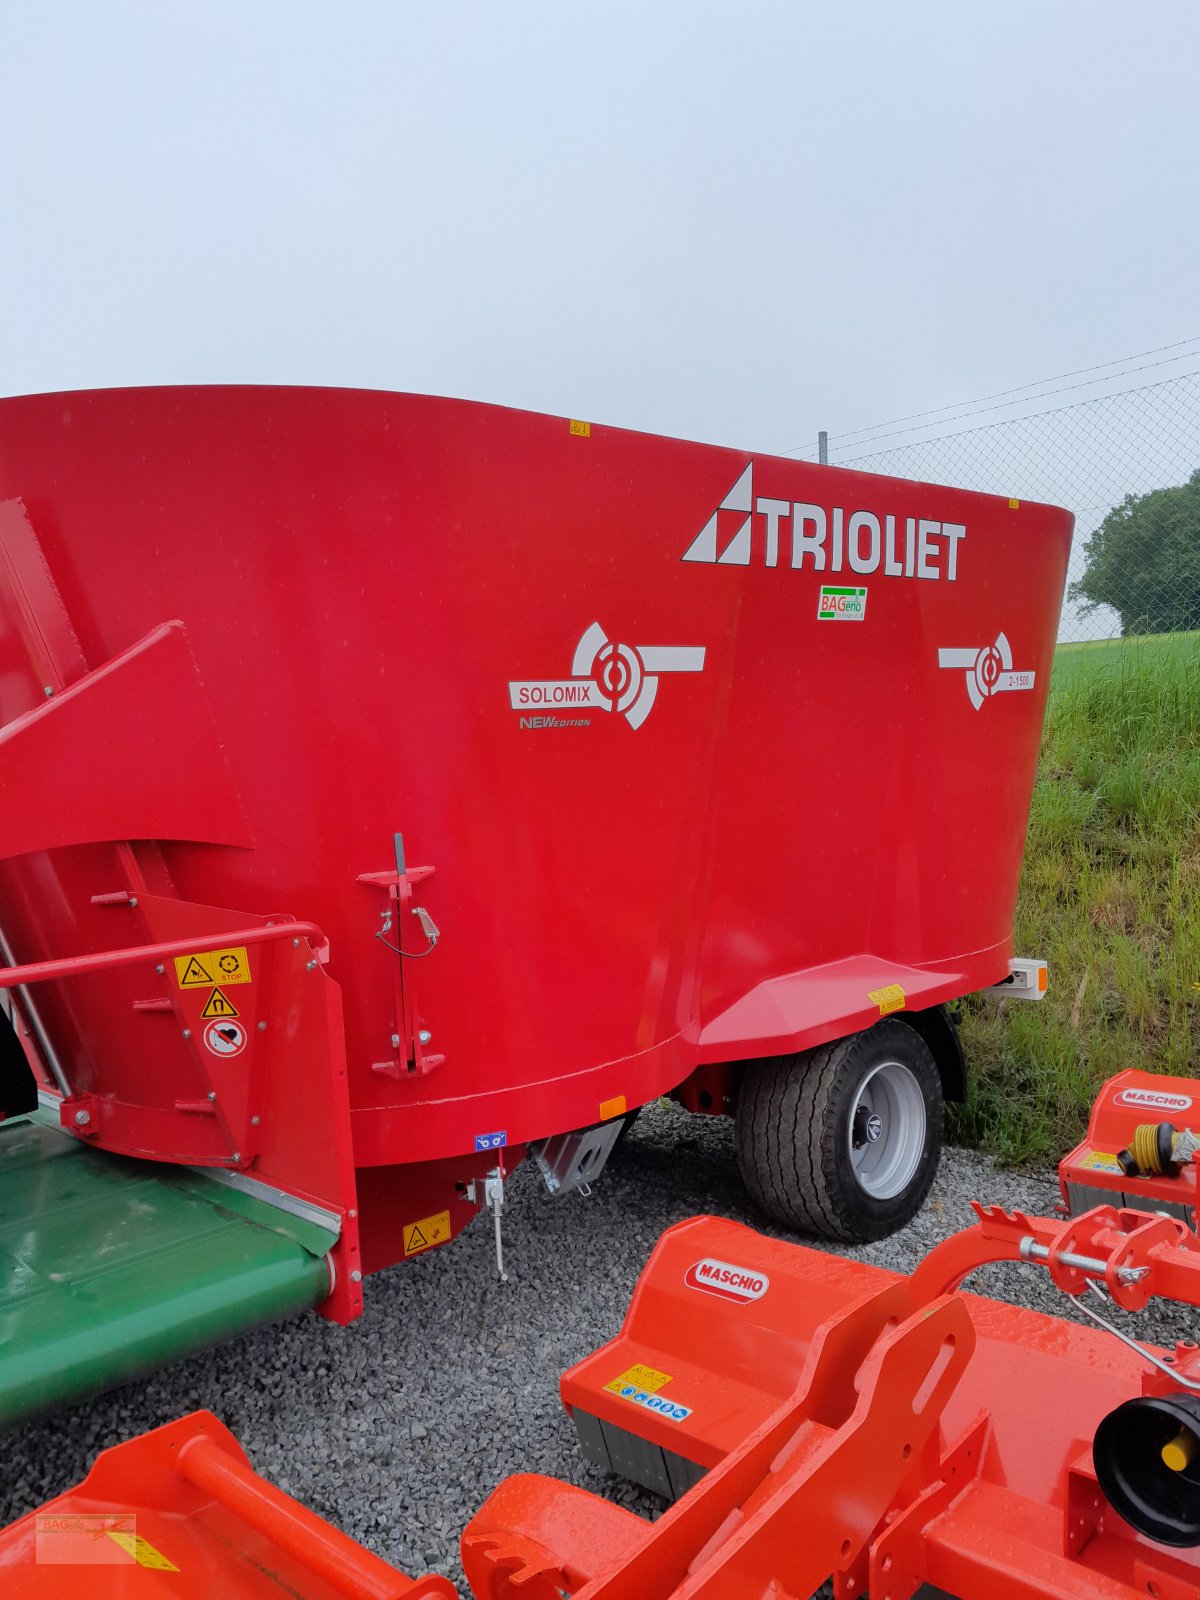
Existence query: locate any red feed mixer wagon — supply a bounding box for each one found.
[0,385,1069,1423]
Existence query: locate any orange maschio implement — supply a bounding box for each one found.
[462,1207,1200,1599]
[1060,1068,1200,1226]
[0,1411,455,1599]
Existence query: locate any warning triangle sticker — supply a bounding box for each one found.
[201,986,239,1020]
[179,955,214,987]
[407,1226,428,1252]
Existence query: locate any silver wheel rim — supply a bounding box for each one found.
[848,1060,926,1199]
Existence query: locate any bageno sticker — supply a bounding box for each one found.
[404,1209,451,1256]
[107,1533,178,1571]
[684,1258,769,1304]
[604,1363,673,1396]
[817,585,867,622]
[174,946,251,989]
[1079,1150,1123,1174]
[868,983,907,1016]
[1117,1087,1193,1112]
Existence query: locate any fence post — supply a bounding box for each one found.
[818,430,828,465]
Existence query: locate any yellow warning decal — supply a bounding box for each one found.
[107,1532,179,1570]
[1008,498,1020,509]
[569,418,591,437]
[200,986,239,1020]
[604,1363,672,1396]
[404,1209,451,1256]
[174,946,251,989]
[599,1094,628,1121]
[1078,1149,1123,1174]
[867,983,907,1016]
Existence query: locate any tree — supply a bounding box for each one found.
[1070,469,1200,635]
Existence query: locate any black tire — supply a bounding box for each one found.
[733,1020,944,1243]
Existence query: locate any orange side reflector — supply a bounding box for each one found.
[600,1095,628,1121]
[1038,967,1049,993]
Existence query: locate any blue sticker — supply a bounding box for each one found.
[615,1385,692,1422]
[474,1130,507,1152]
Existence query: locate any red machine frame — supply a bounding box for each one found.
[0,386,1072,1319]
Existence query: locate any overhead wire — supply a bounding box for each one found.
[783,335,1200,459]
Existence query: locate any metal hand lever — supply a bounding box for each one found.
[1072,1279,1200,1392]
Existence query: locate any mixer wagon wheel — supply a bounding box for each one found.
[733,1020,944,1243]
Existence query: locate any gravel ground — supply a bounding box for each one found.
[4,1101,1198,1593]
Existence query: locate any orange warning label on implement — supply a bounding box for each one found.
[200,986,239,1020]
[174,947,251,989]
[404,1209,451,1256]
[867,983,907,1016]
[604,1363,672,1396]
[107,1532,178,1570]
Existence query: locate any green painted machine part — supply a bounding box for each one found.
[0,1112,334,1428]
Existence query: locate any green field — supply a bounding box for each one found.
[950,630,1200,1163]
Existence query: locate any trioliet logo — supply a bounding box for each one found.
[684,1257,769,1304]
[682,462,966,581]
[1117,1087,1193,1113]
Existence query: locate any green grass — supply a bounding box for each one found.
[949,631,1200,1164]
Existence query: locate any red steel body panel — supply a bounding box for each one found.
[0,387,1071,1208]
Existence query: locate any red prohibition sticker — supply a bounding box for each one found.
[203,1019,247,1058]
[684,1257,769,1304]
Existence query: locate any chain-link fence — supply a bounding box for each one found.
[806,370,1200,642]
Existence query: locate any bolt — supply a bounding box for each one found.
[250,1115,261,1127]
[128,896,138,908]
[348,1208,357,1219]
[306,959,317,972]
[182,1028,192,1040]
[74,1108,91,1127]
[207,1090,217,1102]
[418,1029,432,1045]
[293,937,300,948]
[231,1152,241,1162]
[257,1020,267,1031]
[155,963,164,975]
[43,685,53,698]
[350,1269,363,1283]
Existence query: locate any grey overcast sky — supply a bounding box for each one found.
[2,1,1198,458]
